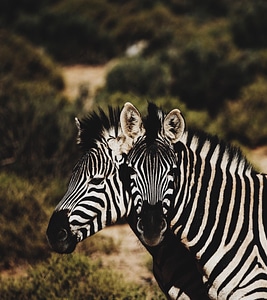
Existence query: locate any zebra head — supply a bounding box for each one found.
[46,107,138,254]
[121,103,185,247]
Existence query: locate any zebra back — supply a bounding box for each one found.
[172,130,267,298]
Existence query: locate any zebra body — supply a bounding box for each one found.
[122,103,267,299]
[173,131,267,299]
[46,105,208,299]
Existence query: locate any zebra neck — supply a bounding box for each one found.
[172,132,267,244]
[170,132,267,299]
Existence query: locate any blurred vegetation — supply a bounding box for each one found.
[105,57,171,97]
[230,0,267,49]
[0,30,82,179]
[1,0,267,148]
[77,234,120,256]
[0,254,165,299]
[2,0,267,298]
[0,172,50,269]
[220,77,267,147]
[0,169,164,297]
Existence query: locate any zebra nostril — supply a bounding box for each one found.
[57,229,68,242]
[161,219,167,232]
[137,218,144,233]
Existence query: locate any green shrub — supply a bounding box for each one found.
[94,91,213,132]
[220,77,267,147]
[101,15,267,117]
[0,30,81,178]
[94,91,154,114]
[105,57,171,97]
[0,80,80,178]
[186,27,267,113]
[77,234,120,255]
[0,29,64,90]
[39,13,114,64]
[0,254,164,299]
[113,5,177,50]
[168,20,256,113]
[0,172,51,268]
[230,0,267,49]
[12,0,117,64]
[9,1,197,63]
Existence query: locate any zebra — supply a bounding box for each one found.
[46,107,132,253]
[122,102,184,247]
[122,102,267,299]
[46,104,209,299]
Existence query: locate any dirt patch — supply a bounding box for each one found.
[61,65,108,101]
[90,224,156,286]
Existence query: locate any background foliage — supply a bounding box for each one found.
[1,0,267,298]
[0,254,164,299]
[0,30,82,178]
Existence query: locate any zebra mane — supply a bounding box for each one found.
[180,129,254,172]
[144,102,164,146]
[77,106,121,152]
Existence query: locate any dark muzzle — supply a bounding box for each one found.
[46,210,77,254]
[137,202,167,247]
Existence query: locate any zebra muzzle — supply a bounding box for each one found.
[136,214,168,247]
[46,210,77,254]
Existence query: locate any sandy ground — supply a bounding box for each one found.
[87,224,156,286]
[61,65,108,101]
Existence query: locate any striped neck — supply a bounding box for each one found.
[171,130,259,238]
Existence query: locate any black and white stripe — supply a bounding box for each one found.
[55,145,128,241]
[47,106,209,300]
[125,103,267,299]
[172,131,267,299]
[127,137,176,214]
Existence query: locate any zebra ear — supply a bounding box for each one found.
[75,117,82,145]
[120,102,144,141]
[163,109,185,144]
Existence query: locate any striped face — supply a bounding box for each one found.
[126,137,177,246]
[46,145,128,254]
[120,103,185,247]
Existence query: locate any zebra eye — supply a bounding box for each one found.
[89,177,104,185]
[127,166,136,176]
[167,170,174,177]
[168,168,177,177]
